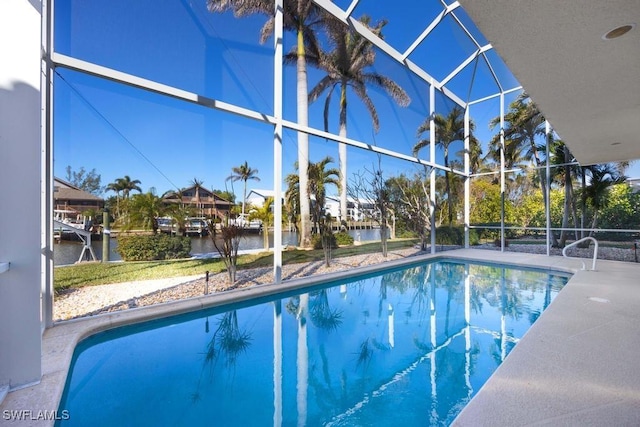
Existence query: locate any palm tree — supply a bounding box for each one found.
[580,164,627,237]
[118,175,142,199]
[548,139,580,247]
[490,94,556,242]
[190,178,205,217]
[207,0,325,249]
[487,134,528,171]
[414,106,476,224]
[106,180,125,217]
[284,170,301,238]
[307,156,340,234]
[227,161,260,219]
[107,175,142,223]
[308,16,410,223]
[129,189,165,233]
[284,157,339,250]
[250,196,274,249]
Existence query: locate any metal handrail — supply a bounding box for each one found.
[562,237,598,271]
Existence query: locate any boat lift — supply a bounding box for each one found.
[53,220,97,263]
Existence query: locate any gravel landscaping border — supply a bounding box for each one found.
[54,244,639,322]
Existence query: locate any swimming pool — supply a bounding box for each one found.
[57,259,569,426]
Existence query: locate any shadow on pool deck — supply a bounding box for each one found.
[2,249,640,426]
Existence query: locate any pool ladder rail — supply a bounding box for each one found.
[562,236,598,271]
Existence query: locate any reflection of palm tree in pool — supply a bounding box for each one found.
[471,266,524,320]
[355,338,373,371]
[309,289,343,331]
[203,310,252,370]
[191,310,252,404]
[437,263,465,336]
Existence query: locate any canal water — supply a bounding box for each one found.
[54,229,385,266]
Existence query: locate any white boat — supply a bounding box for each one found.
[228,214,262,232]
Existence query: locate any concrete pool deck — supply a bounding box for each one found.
[1,249,639,426]
[453,250,640,426]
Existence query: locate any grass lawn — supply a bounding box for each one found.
[54,239,418,293]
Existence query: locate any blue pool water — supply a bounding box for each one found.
[57,260,569,426]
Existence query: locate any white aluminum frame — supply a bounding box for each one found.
[42,0,569,326]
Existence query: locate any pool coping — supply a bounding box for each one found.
[4,249,638,426]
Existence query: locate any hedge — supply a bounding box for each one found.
[117,234,191,261]
[432,225,479,246]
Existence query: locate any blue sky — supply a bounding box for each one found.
[52,0,638,198]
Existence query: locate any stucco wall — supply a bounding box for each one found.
[0,0,43,390]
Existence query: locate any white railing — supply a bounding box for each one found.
[0,262,9,274]
[562,236,598,271]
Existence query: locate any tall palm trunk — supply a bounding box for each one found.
[559,146,573,247]
[532,138,559,247]
[339,82,348,223]
[444,150,453,225]
[297,25,311,248]
[241,180,247,217]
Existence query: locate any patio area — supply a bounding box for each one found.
[2,0,639,424]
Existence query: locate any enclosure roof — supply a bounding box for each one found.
[460,0,640,165]
[314,0,640,166]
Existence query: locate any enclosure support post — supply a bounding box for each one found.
[272,0,283,283]
[545,121,551,256]
[42,0,54,329]
[429,83,436,254]
[500,93,505,252]
[464,106,470,248]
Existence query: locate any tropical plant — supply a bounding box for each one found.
[208,0,327,249]
[208,221,244,284]
[165,199,196,236]
[249,196,274,250]
[548,139,580,246]
[118,175,142,199]
[414,106,478,225]
[598,183,640,233]
[579,163,627,238]
[105,181,124,218]
[307,157,340,266]
[129,188,165,233]
[308,16,410,222]
[227,161,260,219]
[284,171,301,240]
[190,178,206,217]
[307,156,340,233]
[489,93,557,244]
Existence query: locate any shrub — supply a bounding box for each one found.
[430,225,480,246]
[334,231,354,246]
[311,233,337,250]
[396,229,418,239]
[117,234,191,261]
[435,226,464,245]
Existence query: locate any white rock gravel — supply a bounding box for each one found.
[54,248,424,321]
[54,244,639,322]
